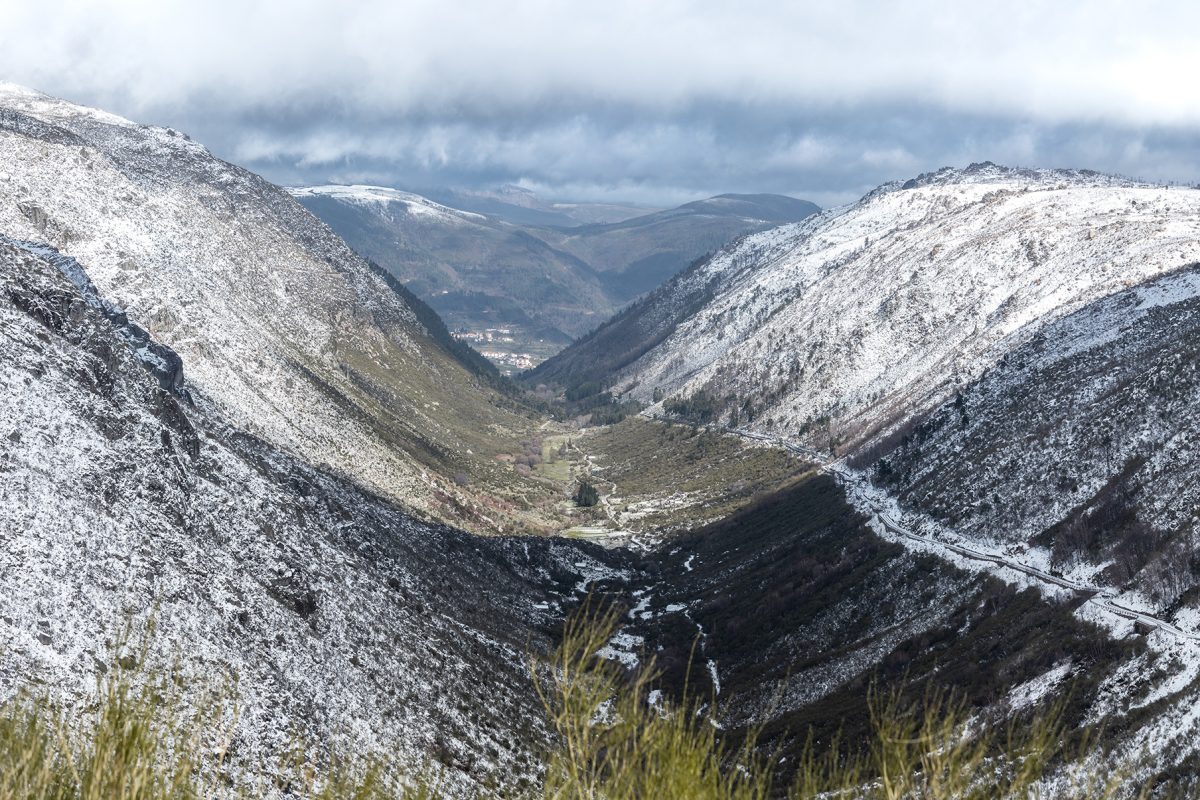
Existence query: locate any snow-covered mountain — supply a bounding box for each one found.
[0,83,546,530]
[7,229,1145,786]
[540,164,1200,455]
[291,183,610,344]
[528,165,1200,780]
[535,159,1200,645]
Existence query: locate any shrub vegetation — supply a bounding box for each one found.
[0,612,1146,799]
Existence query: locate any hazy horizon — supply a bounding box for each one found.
[5,1,1200,207]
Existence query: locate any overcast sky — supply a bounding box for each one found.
[4,0,1200,207]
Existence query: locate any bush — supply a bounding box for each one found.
[535,602,773,800]
[587,401,640,427]
[565,381,605,402]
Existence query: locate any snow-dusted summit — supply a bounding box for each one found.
[290,184,489,223]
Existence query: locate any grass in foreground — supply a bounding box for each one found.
[0,611,1148,798]
[536,604,773,800]
[0,645,434,800]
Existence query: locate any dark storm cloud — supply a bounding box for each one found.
[4,1,1200,206]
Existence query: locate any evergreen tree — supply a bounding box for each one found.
[573,480,600,507]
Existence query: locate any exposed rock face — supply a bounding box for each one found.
[1,235,187,392]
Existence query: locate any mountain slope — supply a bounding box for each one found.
[9,234,1152,790]
[662,477,1124,714]
[542,164,1200,453]
[0,84,547,529]
[525,228,795,391]
[0,237,634,791]
[868,262,1200,610]
[600,472,1200,787]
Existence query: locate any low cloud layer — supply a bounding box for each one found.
[4,1,1199,206]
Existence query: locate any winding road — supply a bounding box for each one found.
[711,421,1200,644]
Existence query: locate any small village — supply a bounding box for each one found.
[452,327,539,372]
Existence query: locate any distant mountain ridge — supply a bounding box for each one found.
[420,184,658,227]
[536,192,822,299]
[291,184,819,367]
